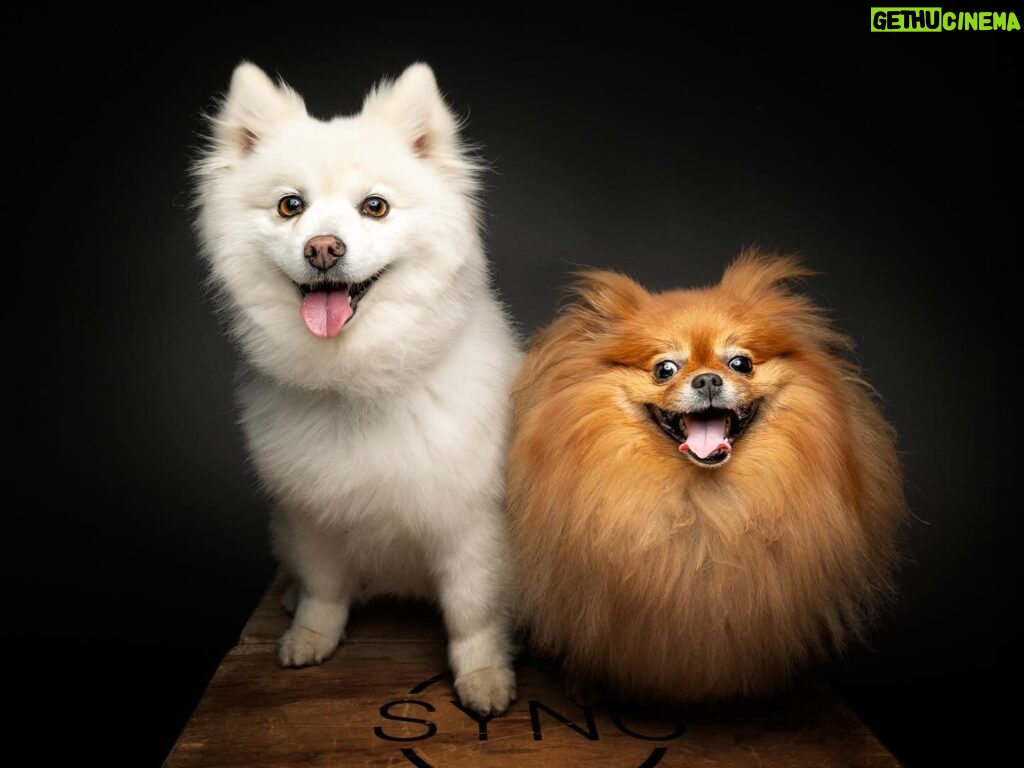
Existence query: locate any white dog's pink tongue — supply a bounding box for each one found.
[682,414,729,459]
[300,289,352,339]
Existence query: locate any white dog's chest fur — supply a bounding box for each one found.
[240,307,520,598]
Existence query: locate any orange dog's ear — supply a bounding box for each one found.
[720,249,815,300]
[564,269,648,329]
[722,249,854,357]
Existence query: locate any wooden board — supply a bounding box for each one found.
[165,574,899,767]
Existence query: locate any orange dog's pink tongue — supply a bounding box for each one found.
[682,414,729,459]
[300,289,352,339]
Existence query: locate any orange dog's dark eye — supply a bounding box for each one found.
[277,194,305,218]
[728,356,753,374]
[361,195,390,218]
[653,360,679,381]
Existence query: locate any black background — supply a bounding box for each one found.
[16,7,1015,764]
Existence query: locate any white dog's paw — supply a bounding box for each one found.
[454,666,517,716]
[277,626,340,668]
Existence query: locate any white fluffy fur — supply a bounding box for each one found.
[195,62,520,714]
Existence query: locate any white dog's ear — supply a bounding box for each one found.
[363,63,461,163]
[211,62,306,160]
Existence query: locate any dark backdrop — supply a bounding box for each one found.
[16,8,1014,765]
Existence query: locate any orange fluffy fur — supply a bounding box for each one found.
[508,251,906,700]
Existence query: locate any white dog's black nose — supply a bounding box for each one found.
[691,372,723,396]
[304,236,346,272]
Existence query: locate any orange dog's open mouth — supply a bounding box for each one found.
[648,403,760,468]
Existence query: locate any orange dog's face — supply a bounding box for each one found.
[615,310,766,468]
[568,256,847,469]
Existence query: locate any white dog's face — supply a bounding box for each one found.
[196,63,483,393]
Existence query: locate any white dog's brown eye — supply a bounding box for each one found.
[653,360,679,381]
[361,195,389,218]
[277,194,305,218]
[728,355,753,374]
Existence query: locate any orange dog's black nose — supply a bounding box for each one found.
[692,373,723,394]
[304,236,346,272]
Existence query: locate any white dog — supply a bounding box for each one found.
[194,62,520,714]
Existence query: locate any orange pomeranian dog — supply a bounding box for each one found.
[508,251,906,701]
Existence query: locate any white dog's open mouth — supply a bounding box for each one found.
[294,270,385,339]
[648,402,760,468]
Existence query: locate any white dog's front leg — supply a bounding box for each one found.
[436,531,517,716]
[273,510,354,668]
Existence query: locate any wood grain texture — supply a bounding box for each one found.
[166,574,899,767]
